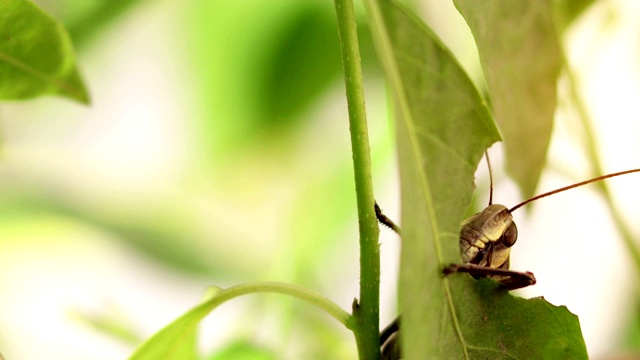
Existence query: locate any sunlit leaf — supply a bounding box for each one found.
[207,340,276,360]
[620,298,640,355]
[553,0,598,31]
[64,0,141,48]
[129,287,222,360]
[128,282,351,359]
[0,193,238,276]
[454,0,562,199]
[187,2,339,157]
[128,303,207,360]
[371,0,586,358]
[447,278,587,359]
[0,0,89,103]
[258,4,342,127]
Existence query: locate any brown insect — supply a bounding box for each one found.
[376,153,640,358]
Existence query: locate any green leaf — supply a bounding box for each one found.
[447,278,588,359]
[128,300,205,360]
[0,0,89,103]
[369,0,586,358]
[207,340,277,360]
[553,0,597,31]
[454,0,562,199]
[64,0,142,49]
[620,298,640,354]
[128,283,351,360]
[257,4,342,127]
[129,287,222,360]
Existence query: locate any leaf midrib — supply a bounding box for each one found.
[363,1,470,357]
[392,27,472,360]
[0,49,81,97]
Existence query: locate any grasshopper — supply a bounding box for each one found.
[376,153,640,358]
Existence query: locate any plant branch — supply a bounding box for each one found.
[129,282,353,360]
[563,56,640,275]
[208,282,353,327]
[333,0,381,358]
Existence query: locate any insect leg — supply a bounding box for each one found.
[442,263,536,290]
[374,202,401,234]
[380,317,401,360]
[380,316,399,346]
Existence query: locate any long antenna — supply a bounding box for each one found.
[485,151,494,206]
[508,168,640,213]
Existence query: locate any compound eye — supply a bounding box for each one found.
[502,221,518,247]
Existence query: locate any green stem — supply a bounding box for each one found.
[210,282,353,327]
[130,282,353,360]
[333,0,381,358]
[563,57,640,275]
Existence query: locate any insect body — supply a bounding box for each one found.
[376,157,640,358]
[445,203,536,290]
[460,204,516,266]
[378,166,640,290]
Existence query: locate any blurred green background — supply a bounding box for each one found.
[0,0,394,359]
[2,0,640,359]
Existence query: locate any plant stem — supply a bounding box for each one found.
[211,282,353,327]
[563,59,640,275]
[129,282,353,360]
[333,0,381,358]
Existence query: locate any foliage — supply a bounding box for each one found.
[2,0,639,359]
[454,0,562,199]
[0,0,88,103]
[369,0,585,358]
